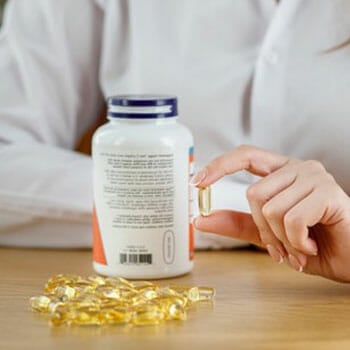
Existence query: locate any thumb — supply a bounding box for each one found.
[193,210,263,247]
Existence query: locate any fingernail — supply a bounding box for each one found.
[190,168,207,186]
[266,244,284,264]
[288,254,303,272]
[191,216,197,226]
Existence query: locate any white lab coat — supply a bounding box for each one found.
[0,0,349,248]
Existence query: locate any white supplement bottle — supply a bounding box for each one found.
[92,95,194,279]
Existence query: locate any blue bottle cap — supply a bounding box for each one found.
[107,95,178,119]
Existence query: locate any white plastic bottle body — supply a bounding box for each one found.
[92,106,194,279]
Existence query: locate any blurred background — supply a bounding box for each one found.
[0,0,6,25]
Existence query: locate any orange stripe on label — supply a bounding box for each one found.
[92,206,107,265]
[189,223,194,261]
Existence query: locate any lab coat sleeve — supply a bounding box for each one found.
[0,0,104,247]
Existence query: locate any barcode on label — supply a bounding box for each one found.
[120,253,153,265]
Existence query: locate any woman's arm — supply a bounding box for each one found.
[0,0,104,247]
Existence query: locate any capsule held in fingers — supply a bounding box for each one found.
[198,186,212,216]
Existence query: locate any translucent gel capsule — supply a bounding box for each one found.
[44,274,80,292]
[131,294,148,306]
[70,311,105,326]
[53,285,76,300]
[198,186,212,216]
[131,281,155,290]
[75,277,91,286]
[119,288,138,299]
[132,305,165,326]
[66,297,101,312]
[187,286,216,302]
[197,286,216,301]
[100,299,128,310]
[50,312,67,327]
[30,274,215,327]
[48,300,65,314]
[95,286,121,300]
[167,302,187,321]
[187,287,201,303]
[168,285,191,294]
[155,295,187,310]
[154,296,188,321]
[88,275,106,286]
[102,308,132,325]
[117,277,134,288]
[30,296,51,312]
[156,287,178,298]
[103,277,133,288]
[141,288,158,300]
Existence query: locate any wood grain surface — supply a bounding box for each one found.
[0,248,349,350]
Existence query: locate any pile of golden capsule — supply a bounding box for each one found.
[30,274,215,327]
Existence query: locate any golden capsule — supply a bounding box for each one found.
[70,311,105,326]
[119,287,138,299]
[87,275,106,286]
[168,285,191,294]
[50,312,67,327]
[53,285,76,300]
[65,297,101,312]
[131,281,155,290]
[102,308,132,325]
[130,295,146,306]
[187,287,201,303]
[132,305,165,326]
[186,286,216,302]
[48,300,66,314]
[30,295,51,312]
[156,287,178,298]
[31,274,215,327]
[197,286,216,301]
[95,285,121,300]
[45,274,80,291]
[103,277,133,288]
[75,277,91,285]
[198,186,212,216]
[117,277,134,288]
[167,302,187,321]
[100,299,129,309]
[155,296,188,317]
[141,288,158,300]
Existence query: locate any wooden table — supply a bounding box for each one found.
[1,248,350,350]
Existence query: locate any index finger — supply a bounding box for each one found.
[193,145,289,188]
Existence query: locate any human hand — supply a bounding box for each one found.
[192,145,350,282]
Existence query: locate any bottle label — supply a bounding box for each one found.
[93,145,192,275]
